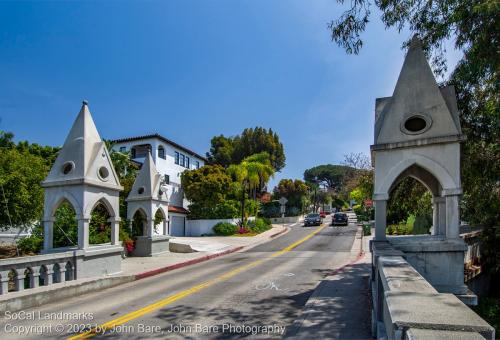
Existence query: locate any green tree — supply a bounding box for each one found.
[349,188,364,204]
[387,177,432,225]
[317,190,333,210]
[16,141,59,167]
[206,135,235,168]
[233,127,286,172]
[0,148,50,230]
[207,127,286,172]
[328,0,499,77]
[0,130,15,148]
[52,201,78,248]
[303,164,352,192]
[89,202,111,244]
[181,164,238,219]
[227,152,275,226]
[273,179,310,213]
[0,131,60,231]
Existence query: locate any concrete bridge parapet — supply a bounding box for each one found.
[370,241,495,340]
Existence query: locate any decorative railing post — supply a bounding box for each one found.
[45,264,54,285]
[0,270,10,295]
[58,262,67,283]
[15,268,25,292]
[31,266,40,289]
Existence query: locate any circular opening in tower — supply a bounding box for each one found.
[61,162,74,175]
[138,187,145,194]
[401,114,431,134]
[98,167,109,181]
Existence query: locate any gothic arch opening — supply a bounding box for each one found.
[131,208,148,237]
[154,208,167,235]
[53,199,78,248]
[386,164,442,236]
[89,200,112,245]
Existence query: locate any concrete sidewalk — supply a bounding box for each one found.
[289,227,373,339]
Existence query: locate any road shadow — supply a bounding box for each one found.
[285,261,373,340]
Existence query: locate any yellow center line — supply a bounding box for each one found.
[69,223,327,340]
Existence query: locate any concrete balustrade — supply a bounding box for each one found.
[0,251,75,295]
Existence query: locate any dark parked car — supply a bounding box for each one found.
[304,213,322,226]
[331,212,348,226]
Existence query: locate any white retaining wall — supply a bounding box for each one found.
[185,217,255,236]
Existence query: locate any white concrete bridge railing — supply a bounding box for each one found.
[371,241,495,340]
[0,250,75,295]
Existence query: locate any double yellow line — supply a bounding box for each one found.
[69,223,327,339]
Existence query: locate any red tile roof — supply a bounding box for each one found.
[168,206,189,214]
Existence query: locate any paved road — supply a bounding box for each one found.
[0,218,360,339]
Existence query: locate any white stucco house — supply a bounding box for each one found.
[111,134,206,236]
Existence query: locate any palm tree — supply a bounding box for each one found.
[227,152,275,228]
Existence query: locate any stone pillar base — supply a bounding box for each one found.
[388,235,468,294]
[131,235,171,257]
[75,245,123,279]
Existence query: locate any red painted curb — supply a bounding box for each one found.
[134,246,244,280]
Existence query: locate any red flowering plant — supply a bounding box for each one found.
[238,226,251,234]
[123,239,135,253]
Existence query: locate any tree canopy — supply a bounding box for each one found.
[329,0,499,78]
[273,179,309,211]
[206,135,234,168]
[207,127,286,172]
[303,164,352,191]
[0,131,60,230]
[0,147,51,230]
[227,152,275,224]
[182,164,234,207]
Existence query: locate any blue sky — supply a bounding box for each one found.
[0,0,461,188]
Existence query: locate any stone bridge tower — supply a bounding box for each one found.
[371,37,467,295]
[41,101,123,278]
[126,152,170,256]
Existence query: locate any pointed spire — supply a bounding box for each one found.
[42,101,122,189]
[374,36,461,144]
[409,34,421,49]
[127,152,164,201]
